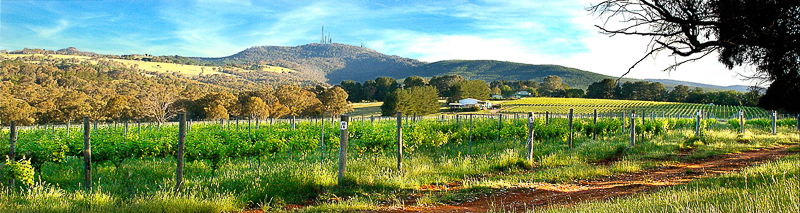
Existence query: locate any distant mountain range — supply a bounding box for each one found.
[643,79,753,92]
[8,43,753,91]
[191,43,751,91]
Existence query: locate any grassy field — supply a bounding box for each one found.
[349,100,452,116]
[502,97,773,119]
[1,53,296,76]
[1,115,797,212]
[541,153,800,213]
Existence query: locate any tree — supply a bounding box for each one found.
[339,80,363,102]
[491,87,502,95]
[0,98,36,125]
[586,79,618,99]
[540,75,565,96]
[374,77,399,101]
[57,90,92,123]
[668,85,691,102]
[381,86,440,116]
[590,0,800,112]
[242,97,269,119]
[361,80,377,101]
[448,80,490,102]
[564,89,585,98]
[205,104,229,120]
[429,75,465,97]
[104,95,130,121]
[138,84,179,123]
[274,84,319,117]
[319,86,352,115]
[198,92,237,120]
[403,76,427,88]
[500,85,514,97]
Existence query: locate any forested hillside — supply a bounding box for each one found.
[0,56,349,126]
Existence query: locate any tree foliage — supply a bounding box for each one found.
[590,0,800,112]
[381,86,440,116]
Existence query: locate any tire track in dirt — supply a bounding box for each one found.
[385,146,796,212]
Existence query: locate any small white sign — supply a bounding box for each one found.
[528,117,535,123]
[340,121,348,130]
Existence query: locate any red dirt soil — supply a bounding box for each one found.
[385,146,795,212]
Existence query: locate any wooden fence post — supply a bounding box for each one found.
[695,110,701,137]
[468,114,473,155]
[293,116,297,130]
[498,114,503,129]
[796,114,799,140]
[568,109,574,149]
[338,115,349,187]
[320,114,326,165]
[739,110,745,134]
[8,121,16,186]
[545,111,550,125]
[396,112,403,174]
[527,112,535,163]
[83,117,92,190]
[175,113,186,192]
[248,116,252,140]
[630,111,636,146]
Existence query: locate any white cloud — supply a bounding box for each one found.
[29,19,70,37]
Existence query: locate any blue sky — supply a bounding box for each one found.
[1,0,755,86]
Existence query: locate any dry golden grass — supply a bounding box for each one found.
[2,53,296,76]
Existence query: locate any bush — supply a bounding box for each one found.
[1,156,35,187]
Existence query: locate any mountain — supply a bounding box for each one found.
[55,47,98,56]
[644,79,753,92]
[402,60,641,90]
[192,43,424,83]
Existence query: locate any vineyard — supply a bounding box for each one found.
[1,111,798,212]
[501,97,775,119]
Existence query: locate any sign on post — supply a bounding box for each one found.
[338,115,350,187]
[527,112,535,163]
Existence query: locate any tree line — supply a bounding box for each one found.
[340,75,588,116]
[586,79,761,107]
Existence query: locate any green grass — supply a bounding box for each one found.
[538,154,800,213]
[1,119,797,212]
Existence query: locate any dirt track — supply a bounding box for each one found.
[386,146,795,212]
